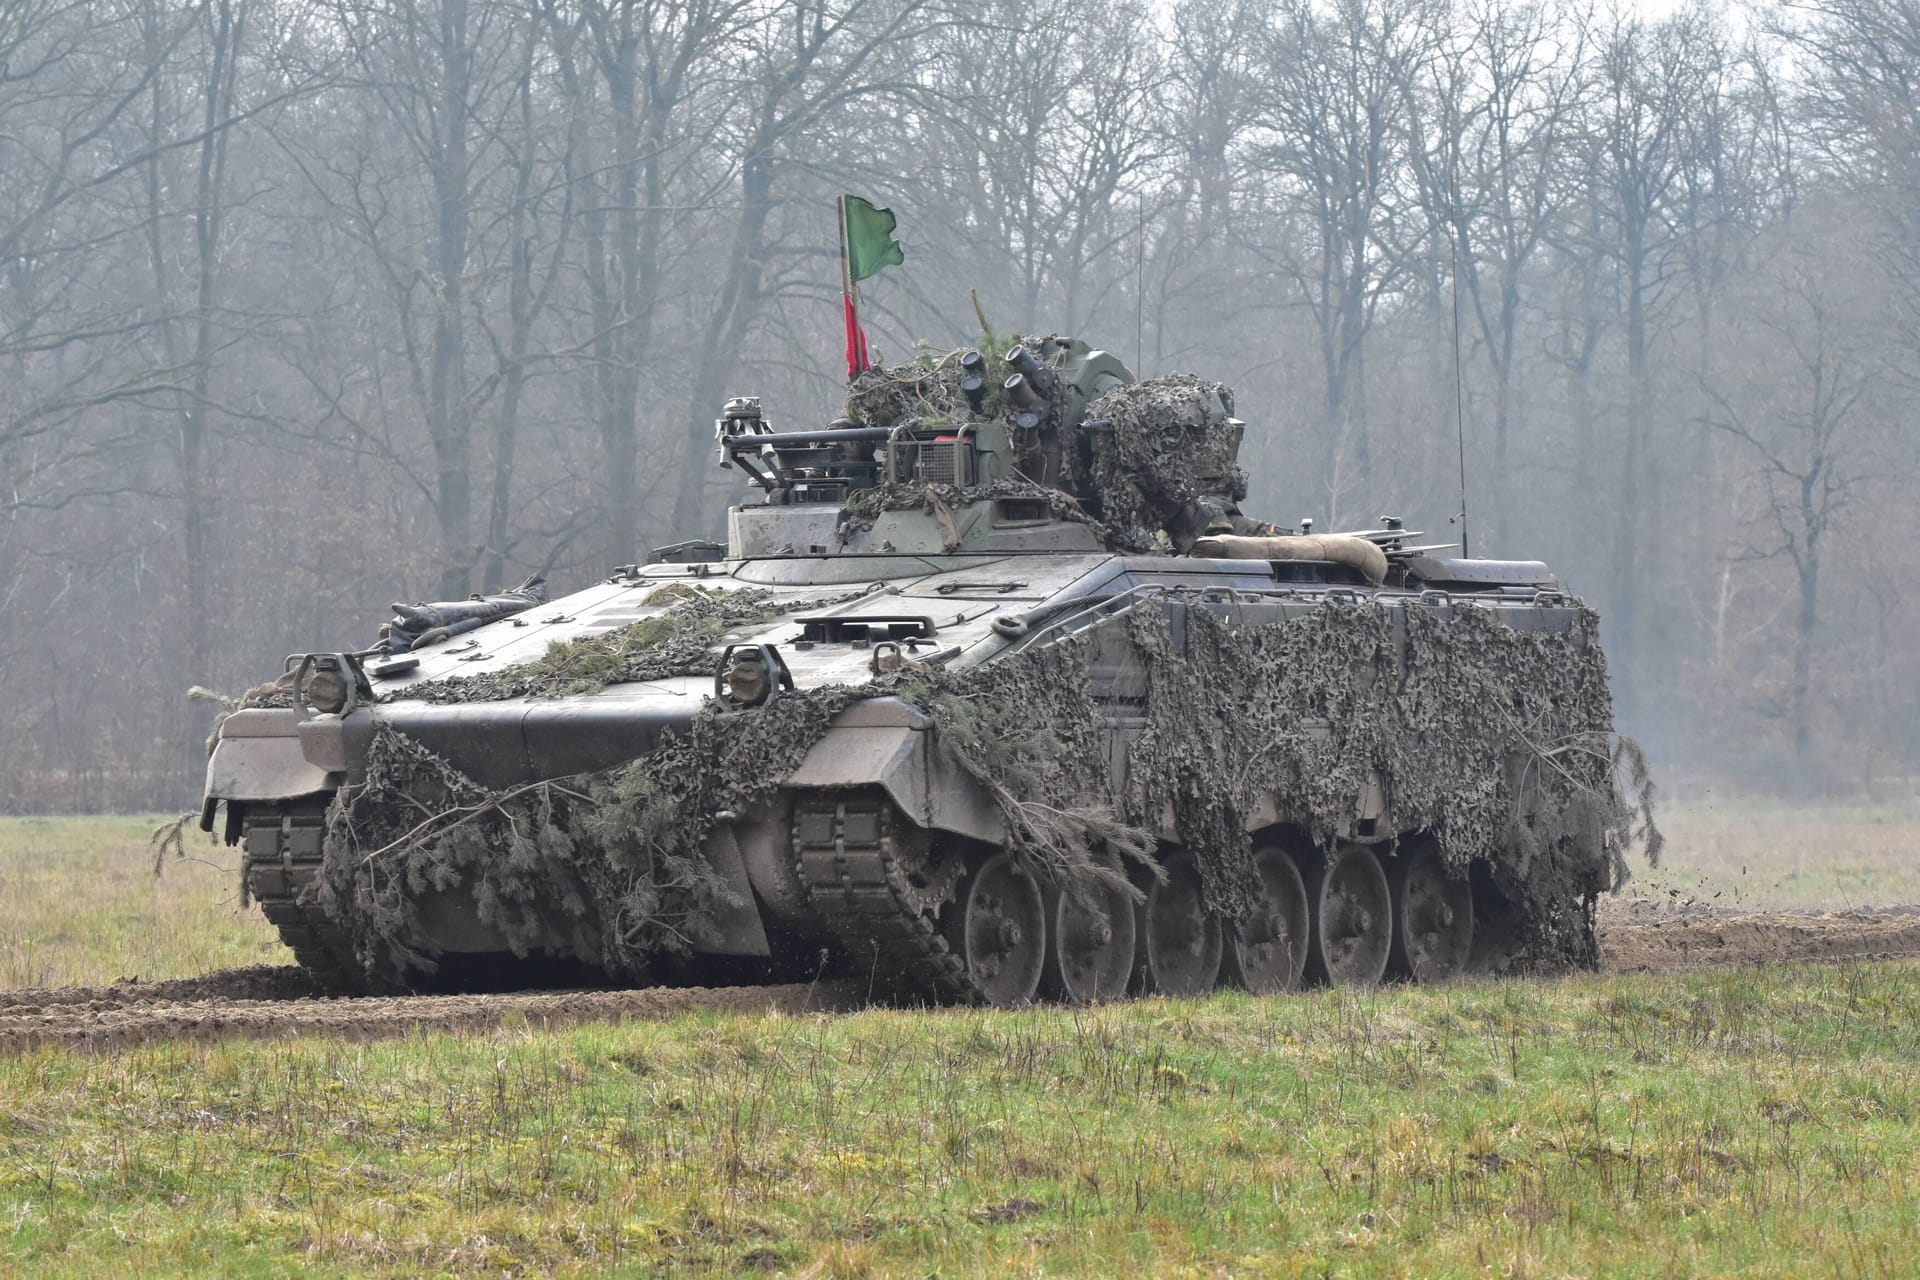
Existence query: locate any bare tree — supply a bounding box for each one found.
[540,0,749,569]
[136,0,254,710]
[1699,217,1893,793]
[1249,0,1439,524]
[1402,0,1587,543]
[1574,7,1719,720]
[297,0,525,598]
[473,14,575,589]
[0,1,191,499]
[669,0,964,535]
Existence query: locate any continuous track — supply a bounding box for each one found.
[791,792,976,1004]
[241,804,367,995]
[3,906,1916,1057]
[244,791,983,1004]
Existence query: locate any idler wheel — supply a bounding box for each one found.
[1223,843,1310,994]
[1388,840,1475,983]
[1134,851,1222,997]
[1041,876,1137,1003]
[943,852,1046,1006]
[1305,843,1391,987]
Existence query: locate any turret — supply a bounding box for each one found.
[716,336,1135,558]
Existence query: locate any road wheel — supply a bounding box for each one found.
[1223,843,1310,993]
[1306,842,1391,987]
[943,852,1046,1006]
[1388,840,1474,983]
[1135,850,1222,996]
[1041,874,1137,1003]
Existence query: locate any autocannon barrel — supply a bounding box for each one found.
[719,426,893,450]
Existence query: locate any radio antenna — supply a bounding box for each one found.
[1447,155,1472,560]
[1135,191,1147,375]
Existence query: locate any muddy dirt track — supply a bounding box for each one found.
[3,907,1917,1056]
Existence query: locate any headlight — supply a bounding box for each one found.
[723,653,770,707]
[293,653,359,716]
[306,667,350,715]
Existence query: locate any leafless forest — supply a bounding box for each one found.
[1,0,1915,810]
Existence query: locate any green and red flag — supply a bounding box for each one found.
[838,195,904,378]
[844,196,904,281]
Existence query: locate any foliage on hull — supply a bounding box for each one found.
[315,592,1646,987]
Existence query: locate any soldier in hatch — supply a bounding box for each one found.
[1156,411,1285,554]
[1166,477,1286,554]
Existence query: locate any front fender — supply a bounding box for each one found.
[204,709,335,803]
[200,708,336,838]
[783,697,1003,846]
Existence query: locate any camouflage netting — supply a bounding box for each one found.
[393,583,866,704]
[839,333,1071,431]
[834,338,1266,559]
[211,584,851,716]
[317,639,1146,986]
[319,684,870,986]
[899,640,1159,904]
[1078,374,1247,547]
[1119,599,1648,967]
[315,590,1650,986]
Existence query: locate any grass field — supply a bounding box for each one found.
[3,963,1917,1277]
[0,816,278,990]
[1643,795,1920,911]
[1,807,1917,1277]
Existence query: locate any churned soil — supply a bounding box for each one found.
[0,980,858,1057]
[2,907,1916,1056]
[1596,901,1920,973]
[0,964,322,1011]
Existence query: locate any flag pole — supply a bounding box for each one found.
[836,195,859,379]
[836,194,852,300]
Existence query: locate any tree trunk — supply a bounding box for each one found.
[483,32,540,592]
[1609,225,1649,726]
[1790,548,1819,798]
[143,0,238,727]
[673,151,774,538]
[429,0,475,600]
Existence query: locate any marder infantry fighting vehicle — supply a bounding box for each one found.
[200,336,1639,1004]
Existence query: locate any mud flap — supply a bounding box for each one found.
[698,824,773,957]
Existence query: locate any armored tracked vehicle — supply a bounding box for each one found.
[201,336,1634,1004]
